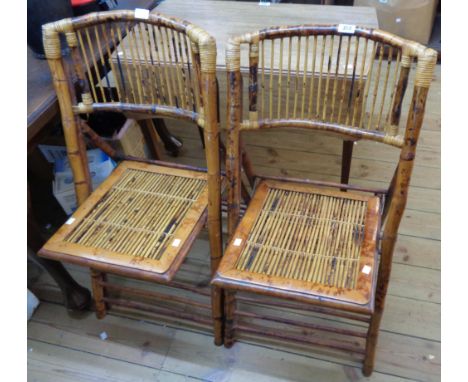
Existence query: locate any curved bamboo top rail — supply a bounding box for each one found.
[43,10,216,71]
[228,25,430,58]
[225,24,437,145]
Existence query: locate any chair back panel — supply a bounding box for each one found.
[228,25,433,147]
[43,10,215,122]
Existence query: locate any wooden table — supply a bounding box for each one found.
[156,0,378,68]
[154,0,378,127]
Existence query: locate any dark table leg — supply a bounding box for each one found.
[28,186,91,311]
[152,118,183,157]
[341,140,354,186]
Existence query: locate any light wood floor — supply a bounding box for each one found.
[28,66,440,382]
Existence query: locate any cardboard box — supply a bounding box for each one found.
[52,148,116,215]
[103,118,150,158]
[38,145,68,163]
[355,0,438,44]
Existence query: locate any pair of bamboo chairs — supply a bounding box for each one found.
[38,10,437,376]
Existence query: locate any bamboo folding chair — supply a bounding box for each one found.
[38,10,224,344]
[212,25,437,375]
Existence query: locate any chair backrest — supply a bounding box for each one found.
[43,10,218,206]
[225,25,437,265]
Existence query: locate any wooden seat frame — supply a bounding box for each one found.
[212,24,437,375]
[38,10,224,344]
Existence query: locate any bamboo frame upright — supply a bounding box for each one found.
[39,10,223,344]
[215,24,437,376]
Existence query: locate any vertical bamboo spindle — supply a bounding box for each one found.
[384,49,402,135]
[277,38,284,119]
[307,35,317,119]
[177,32,192,110]
[293,36,301,118]
[142,23,161,103]
[367,43,384,130]
[115,24,138,103]
[388,52,411,136]
[269,39,275,119]
[67,31,92,101]
[93,25,113,102]
[183,36,197,111]
[249,42,259,122]
[152,25,170,104]
[76,30,98,102]
[300,36,309,119]
[100,24,122,101]
[316,35,326,118]
[84,28,107,102]
[136,22,156,104]
[226,39,242,237]
[322,35,335,120]
[159,26,175,106]
[170,29,186,109]
[376,46,393,130]
[110,23,129,102]
[337,35,352,124]
[359,40,377,130]
[126,22,145,103]
[189,39,202,112]
[331,35,344,122]
[260,39,265,119]
[285,37,292,118]
[352,37,368,127]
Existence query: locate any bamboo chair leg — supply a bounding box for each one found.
[363,234,395,376]
[340,140,354,186]
[212,286,224,346]
[224,290,236,348]
[90,269,107,319]
[139,119,162,160]
[363,310,382,376]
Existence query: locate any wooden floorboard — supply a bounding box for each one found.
[28,65,440,381]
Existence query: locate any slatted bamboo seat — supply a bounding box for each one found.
[37,10,224,345]
[41,161,211,281]
[212,24,437,376]
[216,179,380,307]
